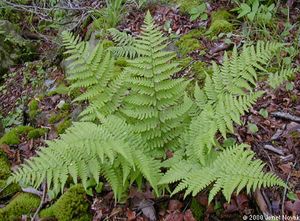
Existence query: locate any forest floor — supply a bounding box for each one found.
[0,0,300,220]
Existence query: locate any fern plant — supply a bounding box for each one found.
[62,31,126,122]
[8,13,292,204]
[121,12,193,153]
[8,116,161,201]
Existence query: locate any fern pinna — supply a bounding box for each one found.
[8,116,161,201]
[121,12,193,152]
[62,31,126,122]
[160,144,286,203]
[8,13,292,203]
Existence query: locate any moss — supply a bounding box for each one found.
[27,128,48,139]
[211,9,232,23]
[56,120,72,134]
[190,198,204,221]
[40,184,91,221]
[60,103,71,111]
[102,39,114,49]
[48,112,68,124]
[0,180,21,200]
[115,57,128,68]
[0,150,10,180]
[0,125,34,145]
[28,99,39,119]
[207,19,234,36]
[191,61,209,82]
[175,29,205,56]
[0,193,40,220]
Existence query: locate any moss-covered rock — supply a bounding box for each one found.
[27,128,48,139]
[28,99,39,119]
[0,20,37,75]
[40,184,91,221]
[0,125,34,145]
[0,193,40,220]
[56,120,72,134]
[0,180,21,200]
[175,29,205,56]
[48,112,68,124]
[0,150,10,180]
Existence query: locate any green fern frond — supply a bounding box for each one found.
[161,144,286,202]
[8,116,161,201]
[268,67,296,88]
[62,31,126,122]
[121,11,193,152]
[108,28,138,58]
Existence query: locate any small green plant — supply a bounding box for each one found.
[91,0,125,30]
[189,3,208,21]
[234,0,276,25]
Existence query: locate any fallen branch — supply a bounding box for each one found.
[263,144,284,156]
[271,112,300,123]
[31,182,47,221]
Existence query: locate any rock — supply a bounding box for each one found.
[0,193,40,220]
[0,20,36,75]
[40,184,91,221]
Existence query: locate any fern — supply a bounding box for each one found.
[268,67,296,88]
[160,144,286,203]
[8,13,289,204]
[62,31,126,122]
[108,28,138,58]
[187,42,286,165]
[8,116,161,200]
[162,41,290,200]
[121,11,193,152]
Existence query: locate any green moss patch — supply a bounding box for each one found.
[206,9,234,37]
[0,180,21,200]
[0,150,11,180]
[27,128,48,139]
[0,193,40,220]
[175,29,205,56]
[40,184,91,221]
[28,99,40,119]
[0,126,34,145]
[56,120,72,134]
[211,9,232,23]
[48,112,68,124]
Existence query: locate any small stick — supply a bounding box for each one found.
[281,162,295,219]
[31,182,47,221]
[271,112,300,123]
[263,144,284,156]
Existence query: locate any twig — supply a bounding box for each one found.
[31,182,47,221]
[1,0,97,11]
[271,112,300,123]
[263,144,284,156]
[281,162,296,219]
